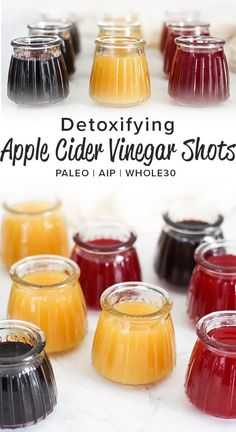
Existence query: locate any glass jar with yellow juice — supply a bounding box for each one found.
[1,199,69,268]
[8,255,87,353]
[92,282,176,385]
[89,37,151,106]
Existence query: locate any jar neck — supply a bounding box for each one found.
[195,240,236,276]
[11,37,62,59]
[163,212,223,236]
[175,36,225,53]
[3,199,61,217]
[168,23,210,35]
[95,36,145,50]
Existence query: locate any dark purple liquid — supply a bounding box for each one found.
[62,38,76,75]
[71,23,80,54]
[0,342,57,429]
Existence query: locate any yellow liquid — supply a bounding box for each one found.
[8,270,87,353]
[2,201,69,268]
[99,28,142,38]
[89,51,151,106]
[92,301,176,385]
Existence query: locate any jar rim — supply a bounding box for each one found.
[197,311,236,354]
[3,198,61,216]
[98,20,141,29]
[195,240,236,274]
[10,255,80,289]
[11,36,62,49]
[28,21,72,32]
[0,320,45,366]
[95,36,145,48]
[168,21,210,31]
[163,211,223,235]
[101,282,173,320]
[73,222,137,253]
[175,36,225,49]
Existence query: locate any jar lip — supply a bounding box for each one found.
[28,21,72,32]
[95,36,145,48]
[101,282,173,320]
[175,36,225,49]
[11,36,62,49]
[73,222,137,253]
[0,320,45,366]
[10,255,80,289]
[3,198,61,216]
[197,311,236,354]
[195,240,236,274]
[168,21,210,31]
[98,20,141,29]
[163,211,223,235]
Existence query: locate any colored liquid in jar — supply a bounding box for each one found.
[0,342,56,428]
[92,301,175,385]
[8,270,87,353]
[160,23,168,53]
[71,238,142,309]
[185,326,236,418]
[62,38,75,75]
[187,254,236,322]
[71,22,80,54]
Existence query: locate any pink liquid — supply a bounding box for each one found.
[185,325,236,418]
[187,254,236,323]
[71,238,142,309]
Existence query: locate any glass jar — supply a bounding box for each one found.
[71,222,142,309]
[187,240,236,323]
[1,199,69,268]
[169,36,230,105]
[41,12,81,54]
[28,21,76,75]
[92,282,175,385]
[163,22,210,75]
[7,36,69,106]
[185,311,236,418]
[160,11,200,53]
[8,255,87,353]
[154,211,224,290]
[98,21,142,38]
[0,320,57,428]
[89,37,151,106]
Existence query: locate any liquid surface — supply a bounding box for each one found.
[87,238,125,247]
[209,326,236,346]
[0,341,32,357]
[23,270,69,285]
[114,301,158,315]
[12,200,55,214]
[207,254,236,267]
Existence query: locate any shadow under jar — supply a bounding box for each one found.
[0,320,57,429]
[163,21,210,75]
[187,240,236,323]
[71,222,142,309]
[28,21,76,75]
[98,21,142,38]
[89,37,151,106]
[154,211,224,290]
[1,199,69,269]
[185,311,236,418]
[7,36,69,106]
[92,282,176,385]
[8,255,87,353]
[169,36,230,106]
[41,12,81,54]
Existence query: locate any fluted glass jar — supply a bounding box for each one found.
[0,320,57,429]
[154,211,224,290]
[41,12,81,54]
[98,21,142,38]
[92,282,176,385]
[89,37,150,106]
[169,36,230,105]
[160,11,200,53]
[7,36,69,106]
[71,222,142,309]
[8,255,87,353]
[185,311,236,418]
[28,21,76,75]
[1,199,69,268]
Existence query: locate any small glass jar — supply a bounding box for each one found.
[98,21,142,38]
[163,22,210,75]
[28,21,76,75]
[7,36,69,106]
[154,211,224,290]
[169,36,230,105]
[187,240,236,323]
[92,282,175,385]
[8,255,87,353]
[160,11,200,53]
[0,320,57,428]
[185,311,236,418]
[41,12,81,54]
[71,222,142,309]
[89,37,151,106]
[1,199,69,268]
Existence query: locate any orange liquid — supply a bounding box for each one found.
[92,301,175,385]
[89,51,150,106]
[1,201,69,268]
[8,270,87,353]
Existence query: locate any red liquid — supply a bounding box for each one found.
[187,254,236,323]
[71,238,142,309]
[160,23,168,53]
[185,326,236,418]
[169,47,229,105]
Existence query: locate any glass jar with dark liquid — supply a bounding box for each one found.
[41,12,81,54]
[154,211,224,290]
[28,21,76,75]
[7,36,69,106]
